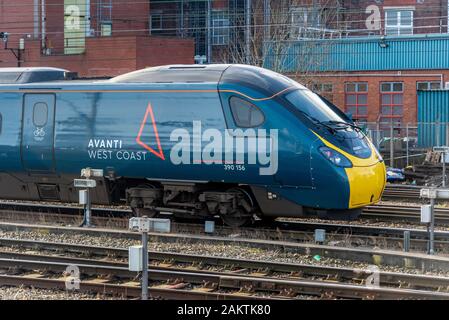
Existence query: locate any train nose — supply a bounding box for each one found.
[346,161,386,208]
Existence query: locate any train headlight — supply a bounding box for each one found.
[319,147,353,168]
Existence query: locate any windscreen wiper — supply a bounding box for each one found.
[298,112,337,134]
[323,120,363,132]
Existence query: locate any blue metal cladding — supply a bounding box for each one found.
[418,90,449,147]
[264,34,449,72]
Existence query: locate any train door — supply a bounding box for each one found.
[21,94,56,172]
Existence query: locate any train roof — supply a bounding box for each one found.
[0,67,69,73]
[0,67,75,84]
[0,64,306,99]
[108,64,304,95]
[109,64,231,83]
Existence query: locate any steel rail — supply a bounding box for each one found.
[2,248,449,292]
[0,256,448,300]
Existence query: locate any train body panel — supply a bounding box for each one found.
[0,64,386,223]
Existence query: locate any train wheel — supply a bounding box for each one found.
[221,188,253,228]
[130,183,159,218]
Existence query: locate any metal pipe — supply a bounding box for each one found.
[141,230,148,300]
[34,0,39,39]
[429,197,435,255]
[41,0,46,49]
[390,124,394,167]
[180,0,184,37]
[442,152,446,188]
[85,188,91,227]
[293,73,445,85]
[406,123,409,166]
[207,0,211,63]
[263,0,270,41]
[85,0,91,36]
[245,0,251,64]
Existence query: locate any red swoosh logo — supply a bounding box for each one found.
[136,102,165,160]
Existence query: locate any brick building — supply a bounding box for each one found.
[0,0,194,77]
[0,0,448,125]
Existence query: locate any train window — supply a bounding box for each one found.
[0,113,2,134]
[229,96,264,128]
[33,102,48,127]
[284,89,344,123]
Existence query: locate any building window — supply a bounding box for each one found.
[311,82,333,101]
[151,13,163,32]
[345,82,368,121]
[385,9,413,35]
[100,23,112,36]
[417,81,442,90]
[380,82,403,127]
[290,7,320,38]
[212,11,229,45]
[312,83,333,93]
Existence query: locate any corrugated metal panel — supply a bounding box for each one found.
[265,34,449,72]
[417,90,449,147]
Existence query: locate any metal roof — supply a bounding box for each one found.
[264,33,449,72]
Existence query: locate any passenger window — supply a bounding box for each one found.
[33,102,48,127]
[0,113,2,134]
[229,96,264,128]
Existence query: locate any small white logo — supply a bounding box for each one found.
[33,127,45,141]
[65,265,80,290]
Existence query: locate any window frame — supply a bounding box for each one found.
[100,22,112,37]
[229,96,265,128]
[379,82,404,125]
[416,81,442,91]
[150,13,163,31]
[385,9,414,36]
[212,10,230,46]
[345,82,368,121]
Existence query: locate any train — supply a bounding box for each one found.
[0,64,386,226]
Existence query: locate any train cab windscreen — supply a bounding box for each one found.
[284,89,372,159]
[284,89,345,123]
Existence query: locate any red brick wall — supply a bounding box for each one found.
[0,35,194,77]
[136,36,194,69]
[213,0,228,10]
[291,70,449,124]
[345,0,448,35]
[0,0,35,45]
[45,0,65,54]
[0,1,194,77]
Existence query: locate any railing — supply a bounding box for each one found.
[359,122,444,168]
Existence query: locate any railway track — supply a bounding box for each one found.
[3,222,449,271]
[382,184,423,200]
[2,200,449,253]
[363,203,449,224]
[0,194,443,229]
[1,238,449,299]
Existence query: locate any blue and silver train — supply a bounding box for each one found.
[0,64,386,226]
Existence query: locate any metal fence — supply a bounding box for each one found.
[359,122,449,168]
